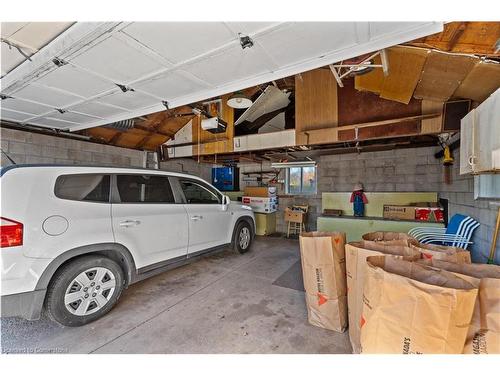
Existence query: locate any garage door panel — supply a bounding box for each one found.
[12,84,83,108]
[184,44,273,86]
[34,64,116,99]
[69,35,166,83]
[135,70,210,100]
[121,22,235,64]
[0,97,53,116]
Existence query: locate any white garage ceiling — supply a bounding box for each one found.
[0,22,443,131]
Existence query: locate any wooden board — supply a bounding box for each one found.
[354,54,384,94]
[453,61,500,102]
[421,100,444,134]
[379,46,429,104]
[338,78,421,125]
[407,22,500,56]
[295,127,338,146]
[295,68,338,132]
[414,50,477,101]
[443,100,471,131]
[337,121,420,141]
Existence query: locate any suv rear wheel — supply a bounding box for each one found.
[233,221,253,254]
[45,255,124,326]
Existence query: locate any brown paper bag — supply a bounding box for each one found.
[418,259,500,354]
[360,256,478,354]
[345,241,421,353]
[362,231,418,247]
[412,243,471,264]
[299,231,347,332]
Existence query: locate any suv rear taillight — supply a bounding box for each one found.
[0,217,23,248]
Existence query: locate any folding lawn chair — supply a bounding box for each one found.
[408,214,480,249]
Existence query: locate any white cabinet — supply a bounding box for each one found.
[460,88,500,175]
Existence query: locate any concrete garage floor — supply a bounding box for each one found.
[1,237,352,354]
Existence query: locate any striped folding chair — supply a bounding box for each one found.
[408,214,480,249]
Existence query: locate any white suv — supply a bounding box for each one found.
[0,165,255,326]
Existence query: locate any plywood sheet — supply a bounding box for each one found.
[338,78,421,125]
[414,51,477,101]
[295,68,338,132]
[453,61,500,102]
[295,127,338,146]
[421,100,444,134]
[379,47,428,104]
[354,55,384,94]
[337,121,420,141]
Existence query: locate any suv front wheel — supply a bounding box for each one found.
[233,221,253,254]
[45,255,124,326]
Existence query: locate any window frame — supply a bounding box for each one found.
[111,173,178,205]
[54,173,112,204]
[177,178,223,205]
[285,166,317,195]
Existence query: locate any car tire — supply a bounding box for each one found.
[233,221,253,254]
[45,255,124,327]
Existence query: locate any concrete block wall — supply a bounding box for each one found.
[160,158,212,182]
[239,146,499,264]
[1,127,144,168]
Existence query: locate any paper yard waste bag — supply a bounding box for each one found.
[418,259,500,354]
[299,231,347,332]
[360,256,478,354]
[345,241,421,353]
[412,243,471,264]
[362,231,417,246]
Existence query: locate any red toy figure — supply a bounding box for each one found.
[350,182,368,217]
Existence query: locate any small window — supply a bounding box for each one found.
[55,174,110,202]
[116,175,175,203]
[286,166,317,195]
[180,179,221,204]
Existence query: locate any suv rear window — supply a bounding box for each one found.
[116,174,175,203]
[55,174,110,202]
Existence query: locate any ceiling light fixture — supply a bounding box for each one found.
[227,91,253,109]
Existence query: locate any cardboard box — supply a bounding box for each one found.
[284,208,305,223]
[242,196,278,213]
[383,205,416,220]
[243,186,277,197]
[299,232,348,332]
[383,202,444,222]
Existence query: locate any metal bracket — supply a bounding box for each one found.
[116,84,134,93]
[52,57,67,67]
[329,49,390,87]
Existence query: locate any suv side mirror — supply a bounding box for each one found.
[222,195,230,210]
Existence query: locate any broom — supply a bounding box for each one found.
[487,207,500,264]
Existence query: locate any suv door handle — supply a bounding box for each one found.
[191,215,203,221]
[119,220,141,227]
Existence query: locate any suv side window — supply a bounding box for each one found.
[116,174,175,203]
[55,174,110,202]
[179,179,221,204]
